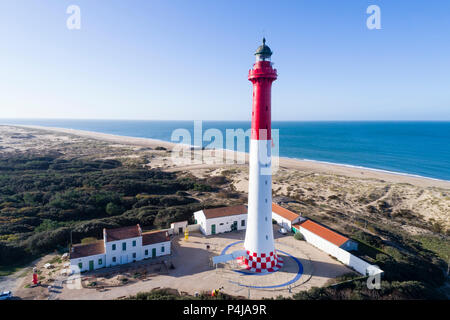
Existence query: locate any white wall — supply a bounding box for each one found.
[244,139,275,255]
[187,224,200,232]
[194,210,207,235]
[171,221,188,234]
[272,212,300,230]
[298,227,383,276]
[142,241,171,259]
[105,236,142,267]
[70,253,106,272]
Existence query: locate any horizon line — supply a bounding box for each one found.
[1,118,450,122]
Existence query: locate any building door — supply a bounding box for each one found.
[179,227,183,234]
[232,221,237,231]
[89,260,94,271]
[211,224,216,235]
[152,248,156,258]
[120,255,128,264]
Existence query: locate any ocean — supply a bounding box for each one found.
[1,119,449,181]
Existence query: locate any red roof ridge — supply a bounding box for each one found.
[272,203,300,221]
[294,219,349,247]
[202,205,247,219]
[70,240,105,259]
[142,229,170,245]
[104,224,142,242]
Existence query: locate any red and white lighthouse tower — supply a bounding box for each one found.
[242,39,283,273]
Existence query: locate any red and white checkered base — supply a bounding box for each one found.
[236,250,284,273]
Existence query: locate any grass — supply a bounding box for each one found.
[0,256,38,277]
[0,264,25,277]
[351,239,385,260]
[413,234,450,261]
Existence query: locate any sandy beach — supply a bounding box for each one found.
[14,124,450,189]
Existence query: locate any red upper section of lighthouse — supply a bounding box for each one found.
[249,60,277,140]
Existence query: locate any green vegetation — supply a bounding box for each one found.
[293,232,304,241]
[412,234,450,261]
[293,280,442,300]
[0,154,217,272]
[125,289,239,300]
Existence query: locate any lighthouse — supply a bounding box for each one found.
[242,39,282,273]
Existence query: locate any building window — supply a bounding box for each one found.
[78,262,82,270]
[122,242,126,251]
[132,240,136,247]
[241,220,245,227]
[112,244,116,250]
[98,259,102,265]
[132,253,136,259]
[112,257,116,263]
[145,249,148,256]
[161,246,165,253]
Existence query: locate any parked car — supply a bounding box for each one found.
[278,228,287,235]
[0,291,12,300]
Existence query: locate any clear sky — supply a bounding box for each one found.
[1,0,449,121]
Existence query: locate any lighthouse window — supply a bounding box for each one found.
[266,235,268,240]
[265,180,267,185]
[265,198,268,203]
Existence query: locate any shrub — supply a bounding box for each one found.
[294,232,304,241]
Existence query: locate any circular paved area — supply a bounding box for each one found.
[219,240,308,290]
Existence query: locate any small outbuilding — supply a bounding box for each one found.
[170,221,188,235]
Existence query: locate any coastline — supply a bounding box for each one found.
[8,124,450,189]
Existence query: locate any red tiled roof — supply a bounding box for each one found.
[202,205,247,219]
[105,224,141,242]
[70,240,105,259]
[294,220,349,247]
[272,203,300,222]
[142,230,170,246]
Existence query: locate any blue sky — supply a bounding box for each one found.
[1,0,449,121]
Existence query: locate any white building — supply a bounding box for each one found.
[291,220,384,276]
[170,220,188,235]
[272,203,302,231]
[70,224,171,272]
[194,205,247,236]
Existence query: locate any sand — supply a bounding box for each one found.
[1,124,449,233]
[11,124,450,189]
